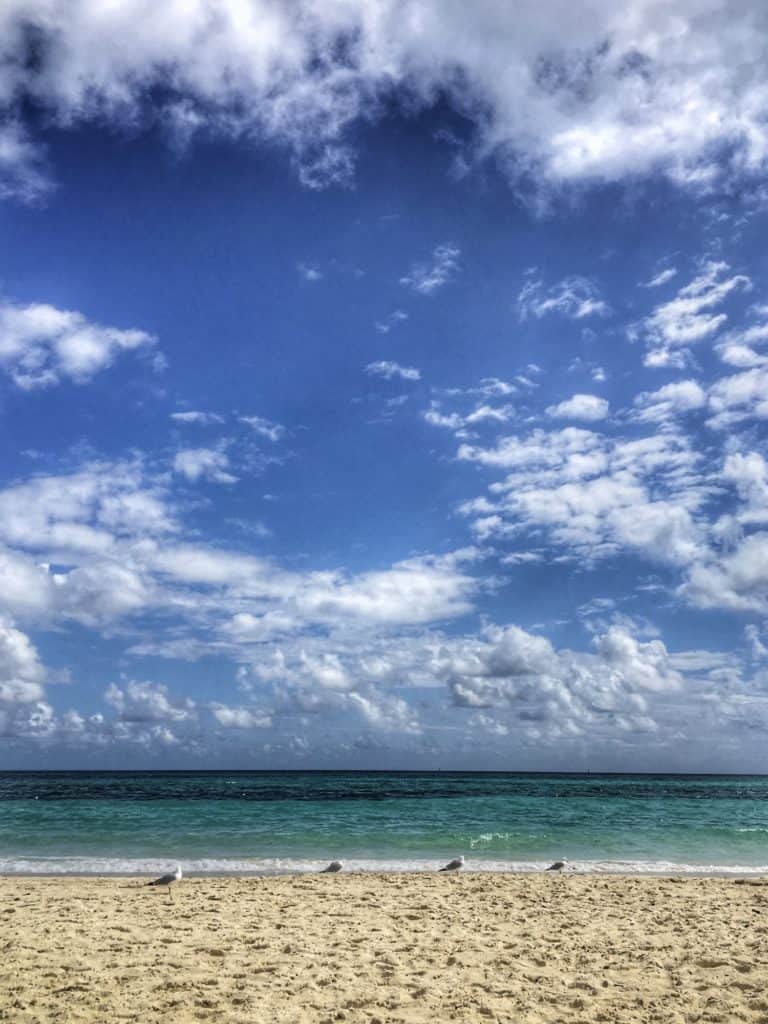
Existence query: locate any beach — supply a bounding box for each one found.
[2,873,767,1023]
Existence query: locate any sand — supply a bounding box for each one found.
[1,874,768,1024]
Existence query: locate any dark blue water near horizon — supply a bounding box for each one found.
[1,771,767,875]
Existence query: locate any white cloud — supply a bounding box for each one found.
[438,623,679,736]
[457,426,706,567]
[212,704,272,729]
[0,301,156,389]
[466,404,515,425]
[0,547,56,620]
[297,262,322,281]
[294,549,479,627]
[424,400,514,432]
[424,406,465,431]
[171,411,225,425]
[0,453,484,650]
[681,533,768,612]
[4,2,768,197]
[722,452,768,523]
[745,624,768,661]
[150,544,269,586]
[346,691,421,734]
[633,379,707,423]
[0,620,45,705]
[674,451,768,611]
[51,561,152,627]
[238,415,286,442]
[365,360,421,382]
[715,311,768,368]
[0,460,173,555]
[0,120,51,202]
[642,262,751,367]
[717,341,768,369]
[707,366,768,429]
[0,462,176,626]
[173,448,238,484]
[105,680,196,723]
[400,244,460,295]
[0,619,49,739]
[642,268,678,288]
[375,310,408,334]
[546,393,609,421]
[519,275,609,321]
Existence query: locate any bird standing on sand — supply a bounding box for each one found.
[546,860,567,872]
[321,860,343,873]
[147,865,182,901]
[439,855,465,872]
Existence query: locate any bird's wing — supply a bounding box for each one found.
[148,873,175,886]
[440,858,461,871]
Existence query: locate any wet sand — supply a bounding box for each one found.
[1,873,767,1023]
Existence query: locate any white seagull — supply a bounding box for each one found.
[439,855,465,872]
[321,860,343,873]
[147,865,182,901]
[546,860,567,872]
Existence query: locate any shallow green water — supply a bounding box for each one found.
[1,771,767,874]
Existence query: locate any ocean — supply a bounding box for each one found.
[1,770,768,876]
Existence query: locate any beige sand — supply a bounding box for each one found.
[1,874,768,1023]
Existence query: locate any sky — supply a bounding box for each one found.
[2,2,768,770]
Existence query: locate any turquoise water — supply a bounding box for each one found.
[2,771,768,875]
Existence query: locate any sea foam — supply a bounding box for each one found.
[1,856,767,877]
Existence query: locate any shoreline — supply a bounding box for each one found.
[2,873,768,1023]
[2,858,768,878]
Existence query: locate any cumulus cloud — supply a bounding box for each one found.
[633,380,707,424]
[105,680,196,723]
[518,274,609,321]
[0,460,173,556]
[457,426,706,566]
[672,454,768,611]
[0,301,156,389]
[546,394,609,421]
[0,620,45,706]
[0,451,485,652]
[722,452,768,524]
[707,366,768,429]
[681,533,768,613]
[212,704,273,729]
[715,309,768,369]
[3,2,768,197]
[346,691,421,734]
[365,360,421,382]
[437,623,679,737]
[173,448,238,484]
[424,400,514,433]
[293,549,480,627]
[0,619,49,739]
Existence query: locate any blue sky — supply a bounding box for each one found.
[2,1,768,769]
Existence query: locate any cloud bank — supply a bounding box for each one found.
[3,2,768,198]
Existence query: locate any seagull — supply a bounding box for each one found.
[320,860,343,873]
[546,860,567,872]
[439,855,465,872]
[147,865,182,901]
